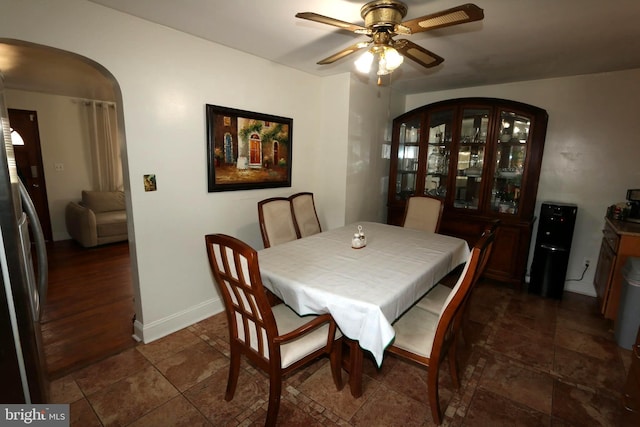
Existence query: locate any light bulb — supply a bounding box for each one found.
[377,54,391,75]
[355,50,374,74]
[384,47,403,70]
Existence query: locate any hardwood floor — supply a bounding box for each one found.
[41,240,137,379]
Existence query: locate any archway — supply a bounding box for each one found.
[0,39,138,377]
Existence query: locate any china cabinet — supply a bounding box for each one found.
[387,98,548,286]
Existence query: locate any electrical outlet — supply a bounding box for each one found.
[584,258,591,267]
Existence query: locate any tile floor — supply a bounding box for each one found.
[49,280,632,426]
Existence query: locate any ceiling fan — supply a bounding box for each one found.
[296,1,484,83]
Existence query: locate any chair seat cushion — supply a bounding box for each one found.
[272,304,341,369]
[95,211,128,237]
[392,306,440,358]
[415,284,452,315]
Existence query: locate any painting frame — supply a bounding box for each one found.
[206,104,293,192]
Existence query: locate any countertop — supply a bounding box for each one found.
[606,217,640,237]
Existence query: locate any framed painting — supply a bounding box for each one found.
[206,104,292,192]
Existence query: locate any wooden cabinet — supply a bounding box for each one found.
[622,327,640,425]
[594,218,640,320]
[387,98,548,286]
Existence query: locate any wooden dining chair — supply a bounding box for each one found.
[205,233,343,426]
[386,229,495,425]
[289,192,321,238]
[402,195,444,233]
[416,219,500,315]
[258,197,299,248]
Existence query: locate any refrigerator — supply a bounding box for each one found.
[0,77,49,403]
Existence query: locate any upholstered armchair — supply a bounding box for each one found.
[65,190,127,247]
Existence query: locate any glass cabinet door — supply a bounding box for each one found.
[454,108,489,209]
[490,110,530,214]
[394,116,421,200]
[424,109,453,199]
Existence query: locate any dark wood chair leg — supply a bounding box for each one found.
[344,338,364,398]
[427,362,443,425]
[330,338,344,390]
[460,299,473,349]
[265,372,282,427]
[448,348,460,389]
[225,348,241,401]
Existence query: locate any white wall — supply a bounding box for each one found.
[1,0,391,343]
[0,0,332,342]
[345,76,392,225]
[406,69,640,296]
[316,74,350,230]
[4,90,94,241]
[315,74,401,229]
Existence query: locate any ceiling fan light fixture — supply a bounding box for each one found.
[355,45,403,76]
[382,46,403,70]
[355,50,375,73]
[298,2,484,84]
[376,46,404,76]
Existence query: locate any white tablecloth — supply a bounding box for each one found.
[258,221,470,366]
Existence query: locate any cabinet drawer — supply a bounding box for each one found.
[594,238,616,314]
[603,222,620,252]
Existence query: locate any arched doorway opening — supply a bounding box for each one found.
[0,39,138,377]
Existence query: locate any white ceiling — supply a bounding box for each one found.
[2,0,640,98]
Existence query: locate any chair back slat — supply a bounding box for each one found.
[207,234,277,362]
[258,197,299,248]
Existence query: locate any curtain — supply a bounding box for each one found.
[84,101,123,191]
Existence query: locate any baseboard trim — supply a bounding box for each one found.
[564,282,597,297]
[132,297,225,343]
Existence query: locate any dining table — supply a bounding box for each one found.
[257,221,470,397]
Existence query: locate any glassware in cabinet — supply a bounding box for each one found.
[394,118,421,200]
[454,108,489,209]
[424,109,453,198]
[490,111,531,214]
[460,108,489,143]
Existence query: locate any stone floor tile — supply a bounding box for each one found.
[87,365,179,426]
[154,340,228,392]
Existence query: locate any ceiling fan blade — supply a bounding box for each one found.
[296,12,368,34]
[317,41,371,65]
[394,39,444,69]
[399,3,484,34]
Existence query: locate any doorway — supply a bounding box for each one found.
[9,108,53,241]
[1,40,137,377]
